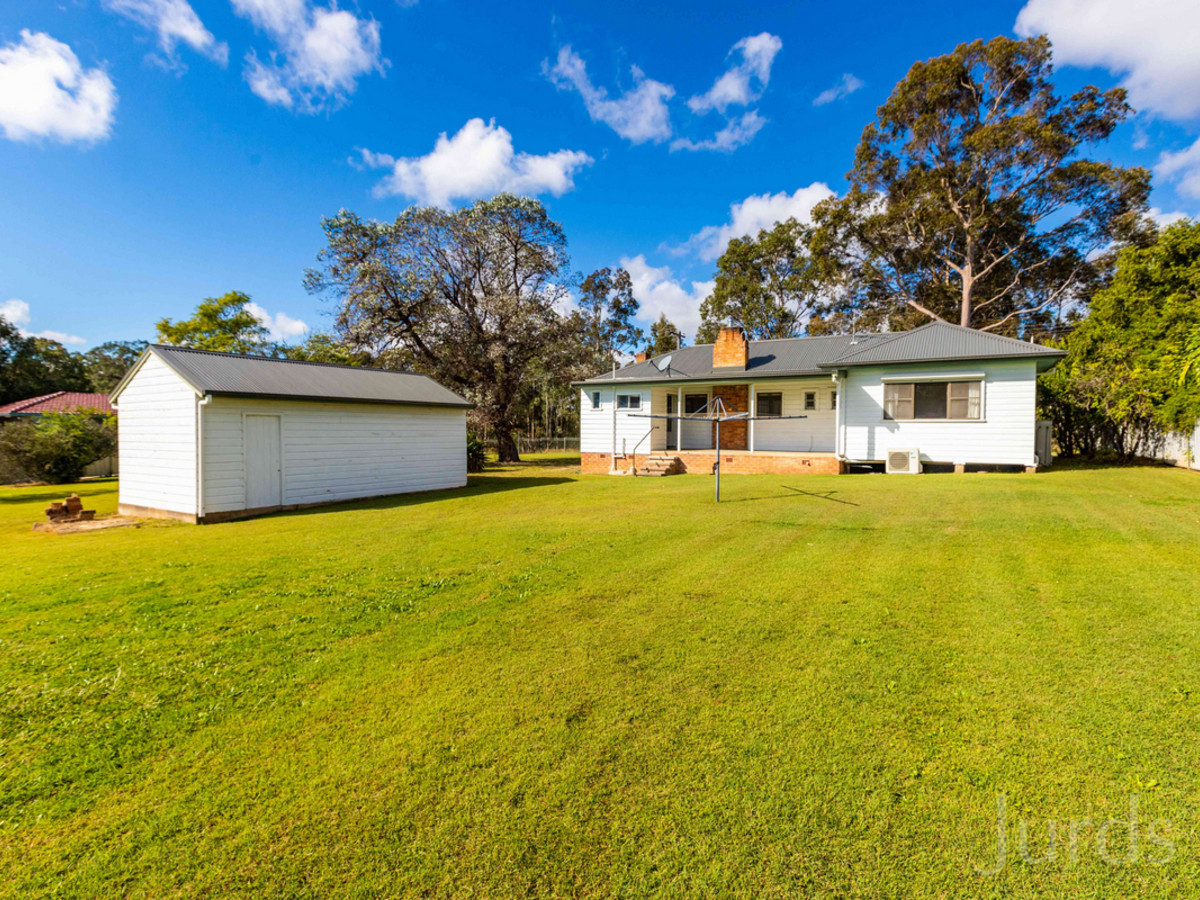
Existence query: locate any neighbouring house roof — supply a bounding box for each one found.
[111,345,472,409]
[0,391,115,417]
[573,322,1065,386]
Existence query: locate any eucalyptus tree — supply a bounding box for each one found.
[576,266,644,367]
[697,218,819,342]
[305,194,576,462]
[812,35,1150,333]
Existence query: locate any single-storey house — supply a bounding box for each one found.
[575,322,1065,475]
[0,391,119,478]
[110,345,471,523]
[0,391,115,419]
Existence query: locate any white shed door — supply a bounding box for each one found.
[244,415,282,509]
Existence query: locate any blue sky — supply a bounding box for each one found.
[1,0,1198,349]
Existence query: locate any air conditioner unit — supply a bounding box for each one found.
[886,448,922,474]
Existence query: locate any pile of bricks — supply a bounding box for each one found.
[44,493,95,523]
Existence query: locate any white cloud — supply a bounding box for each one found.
[813,72,864,107]
[1,299,85,344]
[232,0,385,112]
[1148,207,1190,228]
[687,32,782,114]
[670,110,765,153]
[358,117,593,207]
[1015,0,1200,120]
[544,46,675,144]
[675,184,836,261]
[0,31,116,144]
[103,0,228,66]
[1157,136,1200,198]
[621,255,713,338]
[32,329,87,346]
[1,299,30,326]
[246,302,309,341]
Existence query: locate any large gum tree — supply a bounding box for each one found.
[305,194,576,462]
[812,35,1151,333]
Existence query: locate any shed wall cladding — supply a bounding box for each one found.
[201,397,467,514]
[579,388,652,456]
[117,354,198,514]
[751,378,837,452]
[841,359,1038,465]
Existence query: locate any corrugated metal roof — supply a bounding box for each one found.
[575,322,1064,385]
[575,333,891,384]
[822,322,1065,369]
[0,391,114,416]
[122,345,471,408]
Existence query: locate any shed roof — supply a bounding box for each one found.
[0,391,115,416]
[112,345,472,409]
[574,322,1063,385]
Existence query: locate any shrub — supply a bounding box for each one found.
[466,432,487,473]
[0,412,117,484]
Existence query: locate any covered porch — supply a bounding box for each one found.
[579,375,845,476]
[649,377,839,455]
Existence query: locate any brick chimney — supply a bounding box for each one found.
[635,350,651,363]
[713,326,748,369]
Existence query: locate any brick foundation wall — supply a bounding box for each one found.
[580,451,844,476]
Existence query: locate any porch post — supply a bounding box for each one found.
[676,386,682,453]
[748,383,755,453]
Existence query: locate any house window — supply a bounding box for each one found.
[684,394,708,415]
[884,381,981,420]
[591,391,601,410]
[617,394,641,410]
[804,391,817,411]
[830,390,837,410]
[756,392,782,417]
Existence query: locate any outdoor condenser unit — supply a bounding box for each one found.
[886,449,922,474]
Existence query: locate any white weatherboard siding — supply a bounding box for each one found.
[201,398,467,514]
[580,388,655,456]
[752,378,837,452]
[116,354,198,515]
[841,359,1039,465]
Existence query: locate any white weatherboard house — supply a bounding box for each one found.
[576,322,1065,476]
[110,346,471,522]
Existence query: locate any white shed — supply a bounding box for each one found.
[110,345,471,523]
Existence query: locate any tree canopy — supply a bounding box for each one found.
[306,194,577,461]
[697,218,818,342]
[647,314,684,356]
[1040,220,1200,458]
[0,321,90,405]
[81,340,148,393]
[156,292,274,354]
[575,267,644,368]
[811,35,1150,334]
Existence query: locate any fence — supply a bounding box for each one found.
[503,436,580,455]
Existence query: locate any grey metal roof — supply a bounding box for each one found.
[117,345,472,408]
[821,322,1065,370]
[575,333,891,385]
[575,322,1064,385]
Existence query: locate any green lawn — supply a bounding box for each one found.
[2,458,1199,897]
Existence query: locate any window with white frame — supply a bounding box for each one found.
[804,391,816,410]
[756,392,782,417]
[884,381,982,420]
[617,394,641,410]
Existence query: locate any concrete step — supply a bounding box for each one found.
[638,456,679,476]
